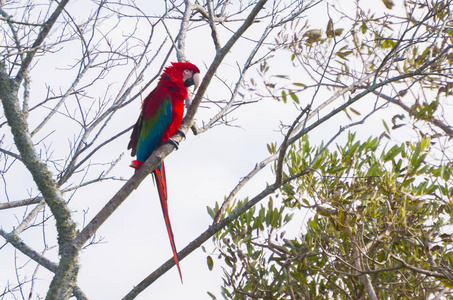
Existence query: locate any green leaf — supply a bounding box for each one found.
[334,28,344,36]
[290,91,299,104]
[410,145,421,165]
[402,177,415,187]
[326,19,334,38]
[284,213,294,223]
[382,0,395,9]
[224,256,233,268]
[366,163,380,176]
[281,90,287,103]
[344,109,352,120]
[382,145,401,161]
[420,137,430,150]
[304,29,322,43]
[267,143,276,154]
[367,137,379,150]
[283,184,295,196]
[360,22,367,34]
[207,206,216,219]
[336,50,353,60]
[207,255,214,271]
[350,107,361,115]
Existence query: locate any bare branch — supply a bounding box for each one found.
[14,0,70,85]
[176,0,194,61]
[206,0,222,51]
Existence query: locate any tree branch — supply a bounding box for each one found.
[0,229,88,300]
[14,0,70,85]
[122,168,309,299]
[181,0,268,131]
[176,0,194,62]
[206,0,222,51]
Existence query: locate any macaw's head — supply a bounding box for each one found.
[162,62,201,90]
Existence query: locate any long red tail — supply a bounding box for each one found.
[154,161,183,283]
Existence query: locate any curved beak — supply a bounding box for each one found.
[184,72,201,89]
[193,72,201,89]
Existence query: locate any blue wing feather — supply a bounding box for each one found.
[136,97,172,162]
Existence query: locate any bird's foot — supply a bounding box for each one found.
[166,138,180,150]
[176,129,186,140]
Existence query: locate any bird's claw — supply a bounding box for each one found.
[166,138,180,150]
[176,129,186,140]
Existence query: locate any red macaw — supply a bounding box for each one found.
[127,62,201,282]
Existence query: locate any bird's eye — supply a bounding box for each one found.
[184,69,190,74]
